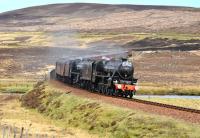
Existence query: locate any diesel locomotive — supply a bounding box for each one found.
[55,57,137,98]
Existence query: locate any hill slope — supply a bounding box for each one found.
[0,3,200,33]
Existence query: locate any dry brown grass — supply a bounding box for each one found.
[0,94,98,138]
[133,51,200,95]
[0,32,49,48]
[0,30,199,96]
[63,10,200,31]
[0,4,200,33]
[20,82,200,138]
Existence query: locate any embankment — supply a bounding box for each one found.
[21,81,200,138]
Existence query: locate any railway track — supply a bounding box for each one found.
[57,80,200,115]
[50,80,200,123]
[91,92,200,114]
[131,98,200,114]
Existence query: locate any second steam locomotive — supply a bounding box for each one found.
[55,57,137,98]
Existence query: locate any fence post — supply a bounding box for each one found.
[7,126,10,138]
[25,130,28,138]
[13,127,16,138]
[2,126,5,138]
[20,127,24,138]
[36,134,40,138]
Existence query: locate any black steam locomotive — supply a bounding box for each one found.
[55,57,137,98]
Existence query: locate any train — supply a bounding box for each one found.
[55,57,137,98]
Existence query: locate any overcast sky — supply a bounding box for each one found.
[0,0,199,13]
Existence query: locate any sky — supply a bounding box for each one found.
[0,0,200,13]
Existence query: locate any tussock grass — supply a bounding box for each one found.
[21,82,200,138]
[0,95,96,137]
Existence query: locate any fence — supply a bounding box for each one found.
[0,72,60,138]
[0,124,57,138]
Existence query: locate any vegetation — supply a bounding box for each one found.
[77,32,200,41]
[21,82,200,138]
[136,97,200,110]
[0,95,95,137]
[0,81,34,93]
[138,84,200,95]
[0,32,49,48]
[0,85,31,93]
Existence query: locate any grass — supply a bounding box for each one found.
[138,87,200,95]
[0,95,96,137]
[0,31,199,49]
[137,83,200,95]
[77,32,200,42]
[136,97,200,110]
[0,81,34,93]
[0,85,32,93]
[77,32,146,43]
[76,32,200,50]
[21,81,200,138]
[154,33,200,40]
[0,31,49,48]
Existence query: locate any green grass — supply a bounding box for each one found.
[138,87,200,95]
[0,85,32,93]
[0,82,34,93]
[136,97,200,110]
[77,32,200,42]
[138,83,200,95]
[21,82,200,138]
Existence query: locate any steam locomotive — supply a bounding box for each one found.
[55,57,137,98]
